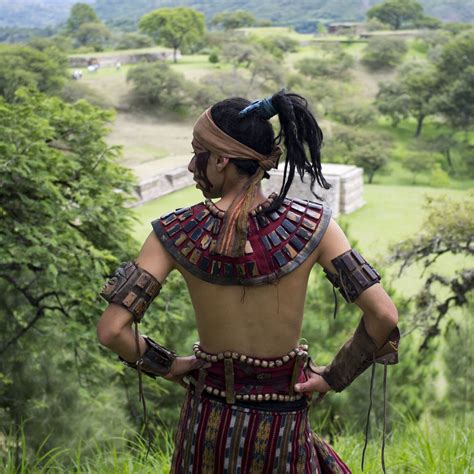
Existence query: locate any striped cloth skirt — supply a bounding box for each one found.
[170,389,351,473]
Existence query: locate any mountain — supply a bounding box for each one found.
[0,0,472,29]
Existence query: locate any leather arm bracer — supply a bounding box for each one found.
[321,318,400,392]
[324,249,381,303]
[100,261,162,321]
[119,335,176,378]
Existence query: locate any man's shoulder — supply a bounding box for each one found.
[151,196,332,286]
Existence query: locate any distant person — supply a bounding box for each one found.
[115,61,121,70]
[97,90,400,473]
[72,70,82,80]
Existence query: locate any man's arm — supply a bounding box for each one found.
[317,219,399,346]
[96,231,175,362]
[295,218,399,396]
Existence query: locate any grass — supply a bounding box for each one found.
[2,414,471,473]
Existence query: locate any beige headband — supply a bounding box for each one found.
[192,108,282,172]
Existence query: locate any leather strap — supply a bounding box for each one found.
[100,261,162,321]
[325,249,381,303]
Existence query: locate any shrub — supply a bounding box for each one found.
[362,37,407,70]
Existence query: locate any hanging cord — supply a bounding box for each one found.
[133,319,152,459]
[361,357,376,472]
[331,285,338,320]
[381,360,388,474]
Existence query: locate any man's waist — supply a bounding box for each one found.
[186,341,309,404]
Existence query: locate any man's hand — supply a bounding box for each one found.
[163,356,210,388]
[294,364,332,403]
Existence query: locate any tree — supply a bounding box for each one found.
[433,31,474,131]
[352,142,390,183]
[116,32,153,50]
[66,3,100,33]
[0,89,137,458]
[400,151,436,183]
[211,10,256,30]
[75,21,111,50]
[0,45,67,102]
[390,193,473,351]
[367,0,424,30]
[139,7,205,63]
[375,81,410,127]
[254,35,299,60]
[377,62,439,137]
[297,48,354,79]
[126,61,193,114]
[362,37,407,70]
[331,100,376,126]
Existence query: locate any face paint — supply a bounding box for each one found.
[195,151,213,193]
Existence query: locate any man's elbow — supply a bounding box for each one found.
[375,300,399,329]
[96,322,121,347]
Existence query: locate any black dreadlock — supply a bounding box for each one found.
[208,91,330,206]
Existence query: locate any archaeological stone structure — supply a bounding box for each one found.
[133,163,364,217]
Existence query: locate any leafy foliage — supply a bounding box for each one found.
[139,7,205,62]
[390,193,474,350]
[362,37,407,70]
[367,0,424,30]
[126,61,193,114]
[297,47,354,80]
[0,89,138,457]
[211,10,256,30]
[0,45,67,102]
[66,3,100,33]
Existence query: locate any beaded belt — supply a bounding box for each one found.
[187,341,309,404]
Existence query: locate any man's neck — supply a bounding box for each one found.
[214,184,267,212]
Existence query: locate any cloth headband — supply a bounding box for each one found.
[192,108,282,172]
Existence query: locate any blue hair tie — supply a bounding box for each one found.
[239,96,277,120]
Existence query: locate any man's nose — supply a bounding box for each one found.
[188,155,196,173]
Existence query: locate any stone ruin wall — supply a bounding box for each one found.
[133,163,364,217]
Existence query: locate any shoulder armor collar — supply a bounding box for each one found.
[152,197,331,286]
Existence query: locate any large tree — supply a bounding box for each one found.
[139,7,205,62]
[367,0,424,30]
[0,89,138,459]
[376,62,439,137]
[211,10,256,30]
[390,193,474,351]
[66,3,100,33]
[433,31,474,131]
[0,45,67,102]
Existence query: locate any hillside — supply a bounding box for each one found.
[1,0,472,29]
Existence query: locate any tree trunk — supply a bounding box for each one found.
[368,171,374,184]
[173,47,178,63]
[446,148,454,169]
[415,115,424,137]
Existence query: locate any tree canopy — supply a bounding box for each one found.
[66,3,100,33]
[139,7,205,62]
[0,89,138,454]
[211,10,256,30]
[0,45,67,102]
[367,0,424,30]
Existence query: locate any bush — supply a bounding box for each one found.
[362,37,407,70]
[430,163,451,187]
[332,100,376,126]
[61,81,113,109]
[208,47,220,63]
[296,48,354,80]
[116,32,153,50]
[126,61,193,115]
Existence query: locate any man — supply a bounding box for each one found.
[97,91,399,473]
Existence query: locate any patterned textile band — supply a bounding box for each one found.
[171,389,352,473]
[187,343,310,404]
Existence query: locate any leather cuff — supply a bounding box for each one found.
[119,335,176,378]
[321,318,400,392]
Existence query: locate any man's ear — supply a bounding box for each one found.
[215,155,230,172]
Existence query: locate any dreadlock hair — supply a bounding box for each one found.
[210,91,331,207]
